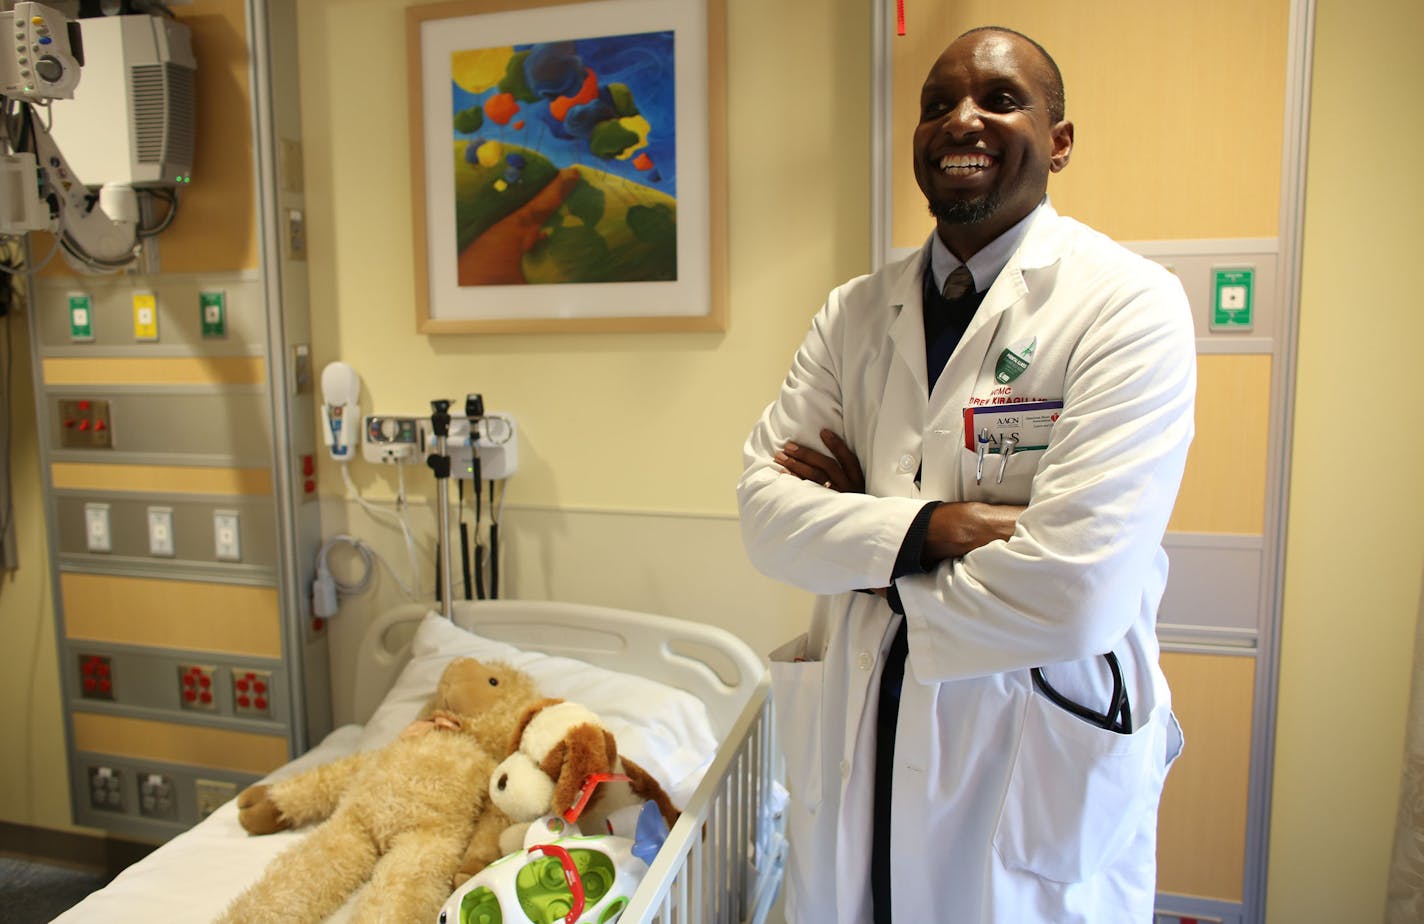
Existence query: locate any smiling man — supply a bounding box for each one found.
[739,27,1196,923]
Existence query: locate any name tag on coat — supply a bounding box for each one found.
[962,400,1064,453]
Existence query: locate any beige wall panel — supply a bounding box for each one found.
[154,0,258,272]
[1168,354,1272,535]
[890,0,1288,248]
[49,462,272,496]
[1157,652,1255,901]
[61,574,282,659]
[41,357,266,387]
[71,713,287,775]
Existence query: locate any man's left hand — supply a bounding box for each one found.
[775,429,866,493]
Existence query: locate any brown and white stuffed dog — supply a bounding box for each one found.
[490,698,680,854]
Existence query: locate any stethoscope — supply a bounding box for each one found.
[1031,652,1133,734]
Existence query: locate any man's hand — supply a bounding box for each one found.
[775,429,865,493]
[923,502,1023,565]
[777,428,1024,569]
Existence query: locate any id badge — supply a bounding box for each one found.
[962,400,1063,484]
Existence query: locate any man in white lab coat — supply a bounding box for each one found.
[738,26,1193,924]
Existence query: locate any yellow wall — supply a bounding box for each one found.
[0,0,873,835]
[2,10,1422,924]
[0,275,74,833]
[296,0,870,515]
[1267,0,1424,920]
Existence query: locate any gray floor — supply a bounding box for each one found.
[0,856,109,924]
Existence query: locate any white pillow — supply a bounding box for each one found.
[357,612,719,806]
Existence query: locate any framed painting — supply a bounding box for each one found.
[407,0,727,334]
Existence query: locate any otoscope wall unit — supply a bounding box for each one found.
[440,412,519,481]
[360,409,519,480]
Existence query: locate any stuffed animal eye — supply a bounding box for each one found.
[496,773,508,791]
[488,677,499,686]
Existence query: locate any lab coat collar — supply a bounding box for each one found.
[887,200,1068,395]
[886,245,932,397]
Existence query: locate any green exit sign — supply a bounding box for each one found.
[1212,267,1254,331]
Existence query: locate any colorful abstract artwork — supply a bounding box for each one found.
[408,0,723,333]
[449,32,678,288]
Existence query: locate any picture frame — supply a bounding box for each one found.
[406,0,727,334]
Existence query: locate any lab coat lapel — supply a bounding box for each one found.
[885,245,931,399]
[868,247,932,499]
[920,210,1069,500]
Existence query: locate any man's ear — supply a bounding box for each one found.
[1050,119,1073,173]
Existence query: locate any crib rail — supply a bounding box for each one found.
[622,677,786,924]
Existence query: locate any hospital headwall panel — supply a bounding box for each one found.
[23,0,328,842]
[875,1,1306,920]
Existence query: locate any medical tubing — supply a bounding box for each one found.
[459,521,472,601]
[340,462,419,590]
[488,480,500,600]
[312,533,420,616]
[427,400,454,619]
[1030,652,1133,734]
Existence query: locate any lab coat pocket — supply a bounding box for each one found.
[960,445,1042,505]
[769,633,825,811]
[993,688,1162,883]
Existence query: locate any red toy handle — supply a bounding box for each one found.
[527,843,585,924]
[562,772,631,825]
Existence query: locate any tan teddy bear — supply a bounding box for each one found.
[216,657,542,924]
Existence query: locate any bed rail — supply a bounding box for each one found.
[624,673,786,924]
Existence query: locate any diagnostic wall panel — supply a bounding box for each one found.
[25,0,328,842]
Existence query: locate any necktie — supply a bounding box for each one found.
[942,264,974,301]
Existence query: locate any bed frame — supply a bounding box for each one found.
[357,600,787,924]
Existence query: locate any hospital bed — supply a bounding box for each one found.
[54,600,787,923]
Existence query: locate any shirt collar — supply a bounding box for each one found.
[929,198,1049,295]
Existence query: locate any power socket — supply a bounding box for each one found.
[213,510,241,562]
[194,779,236,819]
[147,506,175,557]
[232,669,272,718]
[84,503,111,553]
[178,663,217,711]
[78,653,114,700]
[138,772,177,820]
[88,765,124,812]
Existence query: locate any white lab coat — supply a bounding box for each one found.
[739,205,1194,923]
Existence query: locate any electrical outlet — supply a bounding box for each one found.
[195,779,236,818]
[88,765,124,812]
[78,653,114,700]
[213,510,241,562]
[232,669,272,718]
[178,664,216,711]
[138,772,177,820]
[147,506,175,557]
[84,503,111,552]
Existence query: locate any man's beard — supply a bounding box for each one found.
[929,191,1000,225]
